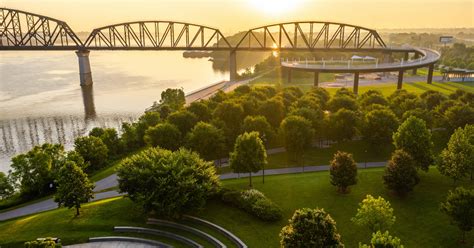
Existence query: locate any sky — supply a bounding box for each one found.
[2,0,473,34]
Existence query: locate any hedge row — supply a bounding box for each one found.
[221,188,282,221]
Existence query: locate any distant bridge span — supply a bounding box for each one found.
[0,7,439,91]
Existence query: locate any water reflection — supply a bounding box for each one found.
[81,85,97,120]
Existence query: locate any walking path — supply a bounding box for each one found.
[0,161,386,222]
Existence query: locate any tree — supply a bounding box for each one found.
[186,122,226,161]
[187,101,212,122]
[329,109,359,142]
[359,90,389,109]
[54,161,94,216]
[401,108,433,129]
[280,116,314,162]
[159,88,185,111]
[420,90,447,109]
[328,95,359,112]
[144,123,182,150]
[74,136,109,172]
[290,107,325,140]
[229,132,267,187]
[167,110,198,135]
[120,122,140,151]
[329,151,358,193]
[280,208,344,248]
[117,148,220,217]
[213,100,245,136]
[392,116,433,171]
[362,109,399,145]
[135,112,161,145]
[257,98,286,128]
[242,115,274,144]
[383,150,419,196]
[89,127,121,156]
[9,143,65,197]
[440,187,474,243]
[359,231,404,248]
[444,104,474,132]
[0,172,13,199]
[352,195,396,232]
[438,125,474,182]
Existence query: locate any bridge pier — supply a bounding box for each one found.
[229,51,237,81]
[397,70,404,89]
[76,50,93,86]
[314,71,319,87]
[427,64,434,84]
[412,54,419,75]
[353,72,359,95]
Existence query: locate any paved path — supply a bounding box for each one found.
[0,161,386,222]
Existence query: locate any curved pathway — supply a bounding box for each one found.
[0,161,386,222]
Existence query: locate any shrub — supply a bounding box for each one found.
[221,188,282,221]
[117,148,220,218]
[280,208,344,248]
[24,238,62,248]
[359,231,404,248]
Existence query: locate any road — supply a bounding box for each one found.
[0,161,387,221]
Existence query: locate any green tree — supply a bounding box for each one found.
[362,109,399,145]
[242,115,274,144]
[257,98,286,128]
[135,112,161,146]
[167,110,198,135]
[159,88,185,111]
[290,107,325,140]
[229,132,267,187]
[144,123,182,150]
[393,116,433,171]
[438,125,474,182]
[280,116,314,162]
[187,101,212,122]
[89,127,121,156]
[10,143,65,197]
[54,161,94,216]
[329,109,359,142]
[328,95,359,112]
[444,104,474,132]
[420,90,447,109]
[383,150,419,196]
[359,231,404,248]
[213,100,245,136]
[440,187,474,243]
[280,208,344,248]
[74,136,109,172]
[359,90,389,109]
[401,108,433,129]
[0,172,13,200]
[120,122,140,151]
[352,195,396,232]
[329,151,358,193]
[186,122,226,161]
[117,148,220,217]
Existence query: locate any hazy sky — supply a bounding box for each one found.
[2,0,473,34]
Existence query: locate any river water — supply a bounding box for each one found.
[0,51,236,173]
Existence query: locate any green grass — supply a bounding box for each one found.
[2,169,472,247]
[199,168,474,248]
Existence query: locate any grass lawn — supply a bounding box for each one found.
[1,168,472,247]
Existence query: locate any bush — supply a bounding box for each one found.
[117,147,220,218]
[280,208,344,248]
[221,188,282,221]
[359,231,404,248]
[24,238,62,248]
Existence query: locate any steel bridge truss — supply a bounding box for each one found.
[0,8,82,48]
[84,21,231,50]
[235,22,386,50]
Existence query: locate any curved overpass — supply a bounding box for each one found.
[281,47,440,92]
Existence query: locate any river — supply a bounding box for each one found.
[0,51,256,173]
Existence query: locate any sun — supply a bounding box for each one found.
[248,0,302,15]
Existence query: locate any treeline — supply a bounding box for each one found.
[440,43,474,70]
